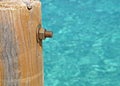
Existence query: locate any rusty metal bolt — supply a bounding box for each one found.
[38,28,53,40]
[44,30,53,38]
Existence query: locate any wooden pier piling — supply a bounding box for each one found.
[0,0,45,86]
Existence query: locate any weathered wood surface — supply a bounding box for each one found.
[0,0,39,2]
[0,1,43,86]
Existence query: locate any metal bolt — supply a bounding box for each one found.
[44,29,53,38]
[38,27,53,40]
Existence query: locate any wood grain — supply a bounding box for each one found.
[0,1,43,86]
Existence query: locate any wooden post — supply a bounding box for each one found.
[0,0,44,86]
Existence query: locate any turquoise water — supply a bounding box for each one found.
[41,0,120,86]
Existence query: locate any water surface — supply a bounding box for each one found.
[41,0,120,86]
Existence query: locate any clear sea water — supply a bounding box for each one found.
[41,0,120,86]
